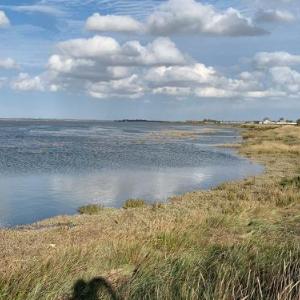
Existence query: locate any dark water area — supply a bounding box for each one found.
[0,120,262,227]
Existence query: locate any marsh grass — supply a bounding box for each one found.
[78,204,104,215]
[281,176,300,189]
[122,243,300,300]
[122,199,146,209]
[1,125,300,299]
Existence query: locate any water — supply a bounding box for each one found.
[0,120,262,227]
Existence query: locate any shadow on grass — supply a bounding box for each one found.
[70,277,120,300]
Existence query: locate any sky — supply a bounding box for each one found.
[0,0,299,121]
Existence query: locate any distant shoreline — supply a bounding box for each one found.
[0,117,265,125]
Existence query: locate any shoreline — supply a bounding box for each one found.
[0,124,259,229]
[0,125,278,229]
[6,125,261,229]
[1,124,300,299]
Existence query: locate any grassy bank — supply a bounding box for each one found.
[0,125,300,299]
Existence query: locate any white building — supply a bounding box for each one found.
[259,118,296,125]
[260,118,274,125]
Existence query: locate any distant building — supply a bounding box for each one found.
[277,118,286,124]
[259,118,296,125]
[260,118,274,125]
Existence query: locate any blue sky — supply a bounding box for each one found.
[0,0,299,120]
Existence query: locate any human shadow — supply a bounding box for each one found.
[70,277,120,300]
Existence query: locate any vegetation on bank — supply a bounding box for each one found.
[122,199,146,209]
[0,125,300,299]
[78,204,104,215]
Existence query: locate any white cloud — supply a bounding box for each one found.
[48,55,95,73]
[0,11,10,28]
[120,37,186,66]
[254,52,300,68]
[255,9,296,23]
[44,36,188,98]
[270,66,300,93]
[83,0,267,36]
[11,73,45,91]
[57,36,186,66]
[146,0,267,36]
[145,64,216,86]
[11,72,62,92]
[43,50,300,99]
[152,86,192,97]
[14,25,300,103]
[107,66,130,79]
[87,74,144,99]
[195,87,237,98]
[0,58,18,69]
[86,13,142,32]
[58,36,120,58]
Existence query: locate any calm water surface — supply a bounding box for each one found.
[0,120,262,227]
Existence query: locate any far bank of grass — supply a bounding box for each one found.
[0,125,300,299]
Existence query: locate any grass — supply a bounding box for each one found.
[281,176,300,189]
[78,204,104,215]
[0,124,300,299]
[122,199,146,209]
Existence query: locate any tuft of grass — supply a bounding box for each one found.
[281,176,300,189]
[121,242,300,300]
[151,202,165,210]
[77,204,104,215]
[122,199,146,209]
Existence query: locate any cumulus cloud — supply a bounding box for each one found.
[48,55,95,73]
[44,36,187,98]
[11,73,60,92]
[84,0,267,36]
[146,0,267,36]
[145,64,216,86]
[86,13,142,32]
[14,24,300,102]
[58,36,120,59]
[11,73,45,91]
[255,9,296,23]
[0,58,18,69]
[41,50,300,99]
[254,52,300,68]
[145,64,265,99]
[87,75,144,99]
[0,11,10,28]
[270,66,300,94]
[54,36,186,67]
[195,87,238,98]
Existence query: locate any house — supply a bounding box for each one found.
[277,118,286,124]
[260,118,274,125]
[259,118,297,125]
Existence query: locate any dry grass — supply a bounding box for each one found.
[0,125,300,299]
[146,127,220,141]
[246,141,300,154]
[122,199,146,209]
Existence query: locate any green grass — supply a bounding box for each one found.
[78,204,104,215]
[281,176,300,189]
[121,242,300,300]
